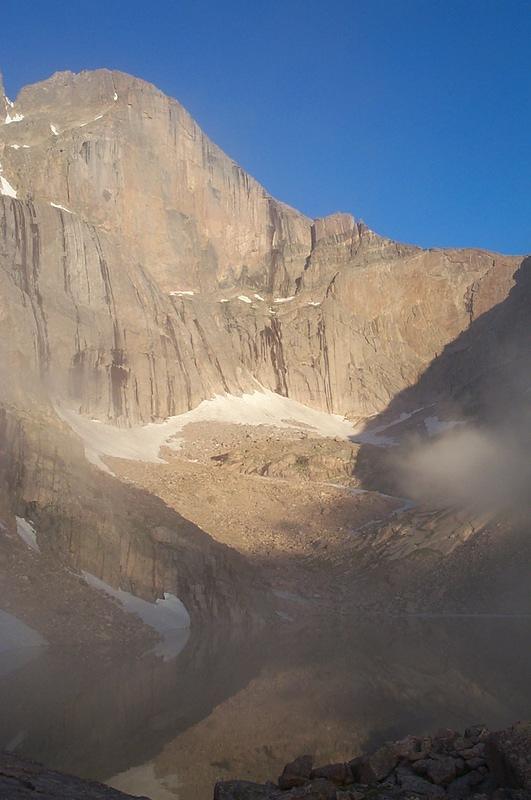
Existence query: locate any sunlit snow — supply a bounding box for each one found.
[4,112,24,124]
[0,175,17,198]
[56,390,377,471]
[50,202,73,214]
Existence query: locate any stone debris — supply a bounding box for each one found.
[214,723,531,800]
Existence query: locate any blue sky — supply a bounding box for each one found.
[1,0,529,253]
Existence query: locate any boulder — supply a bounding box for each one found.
[398,773,446,797]
[425,757,459,785]
[311,764,353,786]
[358,745,398,784]
[279,756,314,790]
[214,781,279,800]
[286,778,338,800]
[447,771,484,798]
[486,722,531,790]
[393,735,422,759]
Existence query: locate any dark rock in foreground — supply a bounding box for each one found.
[214,723,531,800]
[0,752,147,799]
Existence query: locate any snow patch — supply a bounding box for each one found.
[113,92,118,101]
[308,301,321,307]
[5,112,24,124]
[238,295,252,304]
[5,97,14,108]
[94,114,103,121]
[169,290,194,297]
[0,161,18,198]
[219,298,229,303]
[50,202,73,214]
[57,390,368,471]
[274,296,295,304]
[254,293,265,302]
[50,124,59,135]
[15,517,40,552]
[0,175,17,198]
[83,573,190,657]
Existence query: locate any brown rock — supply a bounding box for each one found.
[287,778,337,800]
[398,773,446,797]
[358,745,398,784]
[425,756,458,785]
[311,764,353,786]
[486,721,531,790]
[279,755,314,790]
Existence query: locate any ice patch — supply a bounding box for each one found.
[50,124,59,135]
[238,295,252,304]
[5,97,14,108]
[50,202,73,214]
[274,296,295,304]
[4,112,24,124]
[169,290,194,297]
[56,390,366,471]
[15,517,39,552]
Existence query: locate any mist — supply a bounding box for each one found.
[396,423,531,514]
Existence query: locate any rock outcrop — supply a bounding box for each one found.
[214,723,531,800]
[0,751,148,799]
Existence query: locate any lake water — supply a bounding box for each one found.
[0,615,530,799]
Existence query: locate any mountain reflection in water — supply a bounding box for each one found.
[0,616,529,800]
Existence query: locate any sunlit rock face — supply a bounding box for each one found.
[0,68,527,636]
[0,69,522,426]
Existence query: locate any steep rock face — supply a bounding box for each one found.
[1,69,311,294]
[0,70,523,426]
[0,400,268,629]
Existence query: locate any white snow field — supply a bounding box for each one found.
[57,390,368,471]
